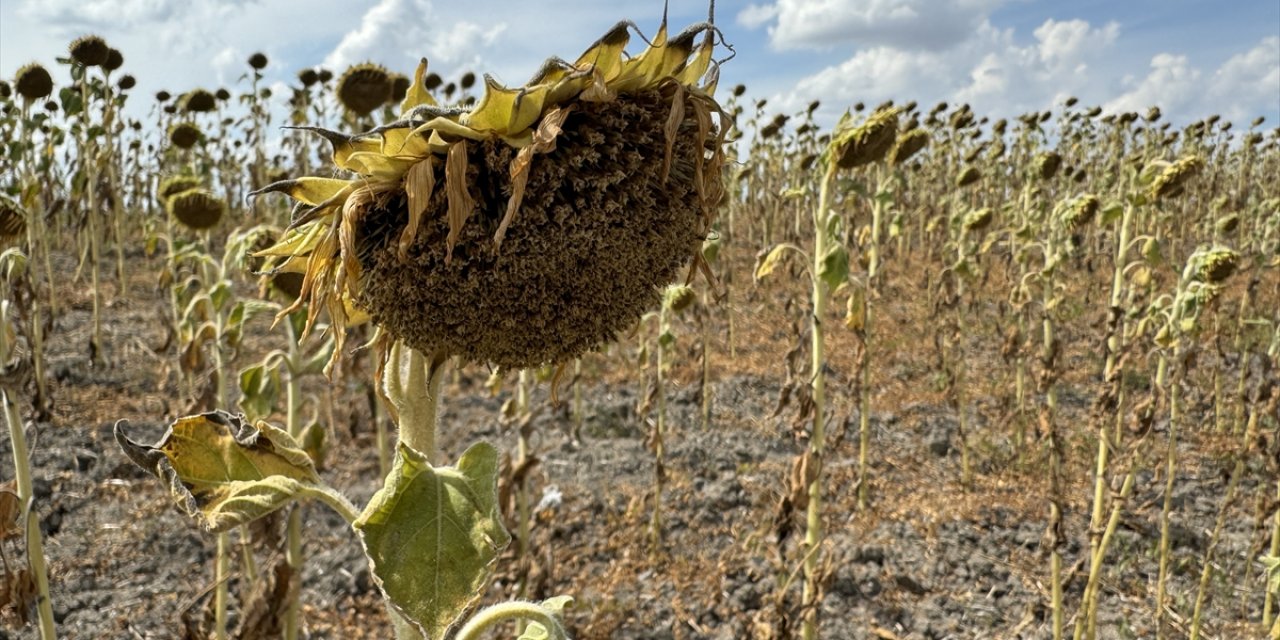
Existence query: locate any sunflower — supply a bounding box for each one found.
[254,14,728,372]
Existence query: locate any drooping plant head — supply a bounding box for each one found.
[254,11,730,372]
[336,63,393,116]
[14,63,54,102]
[827,105,899,169]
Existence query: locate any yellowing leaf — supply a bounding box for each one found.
[755,244,791,281]
[354,442,510,639]
[115,412,319,532]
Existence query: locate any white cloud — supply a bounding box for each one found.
[1106,37,1278,124]
[737,3,779,30]
[782,18,1119,119]
[324,0,507,74]
[741,0,1006,51]
[1207,36,1280,123]
[1105,53,1200,116]
[18,0,254,31]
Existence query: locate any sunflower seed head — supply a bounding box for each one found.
[103,48,124,73]
[15,63,53,101]
[956,165,981,188]
[1189,247,1240,284]
[248,52,269,70]
[1215,214,1239,235]
[69,35,111,67]
[831,107,899,169]
[157,175,204,204]
[182,89,218,113]
[167,189,226,230]
[962,207,994,231]
[168,122,202,149]
[337,63,392,116]
[889,128,929,165]
[664,285,698,313]
[1151,155,1204,200]
[1061,194,1099,230]
[1034,151,1062,181]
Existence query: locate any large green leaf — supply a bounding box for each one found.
[355,441,510,639]
[115,411,319,532]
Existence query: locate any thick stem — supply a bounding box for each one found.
[1266,479,1280,628]
[1190,406,1261,638]
[1078,471,1135,640]
[284,319,304,640]
[4,389,56,640]
[453,601,567,640]
[80,73,105,365]
[214,532,229,640]
[650,307,668,556]
[1156,352,1176,638]
[801,160,838,640]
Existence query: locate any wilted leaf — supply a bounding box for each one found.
[755,244,790,281]
[115,412,319,532]
[354,442,510,639]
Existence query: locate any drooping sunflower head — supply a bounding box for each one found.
[336,63,393,116]
[255,13,729,372]
[69,35,111,67]
[14,63,54,102]
[167,189,226,230]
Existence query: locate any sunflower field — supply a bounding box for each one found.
[1,10,1279,640]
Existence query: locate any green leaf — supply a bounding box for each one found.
[238,363,281,423]
[355,442,510,638]
[115,412,319,532]
[818,244,850,292]
[1100,202,1124,225]
[517,596,575,640]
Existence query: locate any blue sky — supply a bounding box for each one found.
[2,0,1277,132]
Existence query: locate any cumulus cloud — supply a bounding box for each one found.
[783,18,1120,119]
[18,0,253,31]
[324,0,507,74]
[737,3,779,29]
[1206,36,1280,123]
[738,0,1005,51]
[1106,37,1278,123]
[1105,53,1201,116]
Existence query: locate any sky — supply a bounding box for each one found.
[1,0,1277,133]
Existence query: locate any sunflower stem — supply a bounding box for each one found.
[801,158,838,640]
[2,302,56,640]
